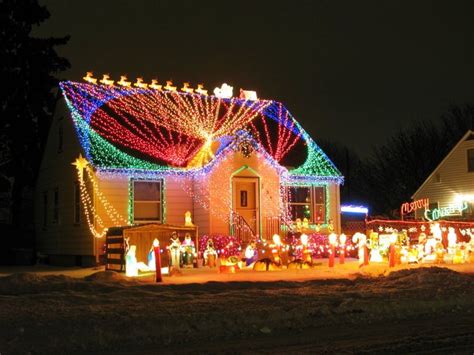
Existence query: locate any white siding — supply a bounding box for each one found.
[164,176,193,225]
[413,137,474,218]
[35,99,93,256]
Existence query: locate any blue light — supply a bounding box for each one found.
[341,205,369,214]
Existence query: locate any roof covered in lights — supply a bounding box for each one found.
[60,81,343,183]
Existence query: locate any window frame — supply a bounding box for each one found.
[287,186,312,222]
[286,185,327,224]
[468,148,474,172]
[131,179,164,224]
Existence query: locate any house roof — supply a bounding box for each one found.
[60,81,343,183]
[411,130,474,198]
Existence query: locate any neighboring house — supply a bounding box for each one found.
[35,79,343,265]
[412,130,474,221]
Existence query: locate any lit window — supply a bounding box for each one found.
[468,149,474,172]
[314,186,326,223]
[288,186,311,221]
[287,186,326,223]
[133,180,163,223]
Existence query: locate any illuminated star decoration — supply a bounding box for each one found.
[71,154,89,182]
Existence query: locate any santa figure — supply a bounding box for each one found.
[169,232,181,269]
[181,233,196,268]
[352,232,369,267]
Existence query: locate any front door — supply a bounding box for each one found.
[232,177,259,235]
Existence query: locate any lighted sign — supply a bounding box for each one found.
[400,198,429,215]
[341,205,368,214]
[424,201,468,221]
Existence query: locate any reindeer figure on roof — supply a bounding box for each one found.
[100,74,114,86]
[83,72,97,84]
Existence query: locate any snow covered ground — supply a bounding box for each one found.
[0,262,473,353]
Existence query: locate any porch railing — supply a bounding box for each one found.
[230,212,256,244]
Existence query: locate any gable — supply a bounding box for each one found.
[412,130,474,198]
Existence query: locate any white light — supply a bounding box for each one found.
[341,205,369,214]
[453,194,474,203]
[213,83,233,98]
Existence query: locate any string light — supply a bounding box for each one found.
[62,78,343,239]
[60,80,342,182]
[72,155,129,238]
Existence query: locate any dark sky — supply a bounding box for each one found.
[36,0,474,156]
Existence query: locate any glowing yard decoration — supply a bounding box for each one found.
[328,233,337,267]
[339,233,346,264]
[213,83,233,98]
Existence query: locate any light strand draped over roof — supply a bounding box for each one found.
[60,81,343,184]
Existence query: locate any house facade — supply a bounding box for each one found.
[35,79,343,265]
[412,130,474,221]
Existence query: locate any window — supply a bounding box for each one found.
[43,191,48,228]
[434,173,441,183]
[53,188,59,224]
[314,186,326,223]
[468,149,474,172]
[463,201,474,219]
[74,182,80,224]
[287,186,326,223]
[288,186,312,221]
[428,202,438,211]
[133,180,163,223]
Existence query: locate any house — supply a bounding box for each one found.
[35,78,343,266]
[412,130,474,221]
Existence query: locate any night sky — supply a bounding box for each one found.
[36,0,474,157]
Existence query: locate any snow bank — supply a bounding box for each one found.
[0,266,473,353]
